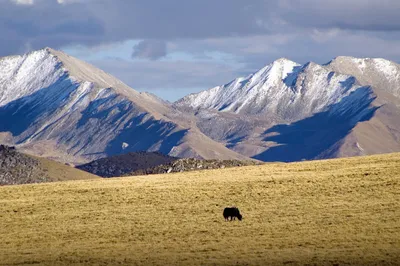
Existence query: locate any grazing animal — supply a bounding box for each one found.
[223,207,242,221]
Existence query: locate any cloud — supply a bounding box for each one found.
[132,40,167,60]
[1,0,400,56]
[277,0,400,31]
[0,0,273,55]
[91,57,243,91]
[11,0,34,4]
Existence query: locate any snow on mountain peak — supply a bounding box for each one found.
[0,48,67,107]
[0,48,252,163]
[327,56,400,98]
[175,58,372,122]
[329,56,399,72]
[175,58,301,113]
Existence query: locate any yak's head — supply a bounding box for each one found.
[237,214,243,221]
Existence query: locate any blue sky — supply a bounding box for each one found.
[1,0,400,101]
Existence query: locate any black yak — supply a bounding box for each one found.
[223,207,242,221]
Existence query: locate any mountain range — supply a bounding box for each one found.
[0,48,399,164]
[176,57,400,161]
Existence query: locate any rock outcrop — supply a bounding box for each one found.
[126,158,261,176]
[0,145,48,185]
[77,151,178,177]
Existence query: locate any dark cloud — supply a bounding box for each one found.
[1,0,399,56]
[0,0,272,55]
[132,40,167,60]
[0,0,105,55]
[277,0,400,31]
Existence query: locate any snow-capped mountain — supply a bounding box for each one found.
[1,48,399,164]
[176,58,376,123]
[175,58,300,115]
[175,57,400,161]
[327,56,400,98]
[0,48,248,164]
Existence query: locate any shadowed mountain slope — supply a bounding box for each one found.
[175,57,400,161]
[1,48,399,164]
[0,48,248,164]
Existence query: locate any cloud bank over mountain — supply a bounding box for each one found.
[1,0,400,100]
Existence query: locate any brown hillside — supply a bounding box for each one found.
[0,145,99,185]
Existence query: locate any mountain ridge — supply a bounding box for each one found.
[0,48,399,164]
[0,48,248,164]
[175,56,400,161]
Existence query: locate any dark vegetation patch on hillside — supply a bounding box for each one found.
[0,145,48,185]
[77,151,178,177]
[126,158,261,176]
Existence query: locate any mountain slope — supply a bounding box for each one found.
[327,56,400,99]
[176,58,300,117]
[175,57,400,161]
[1,48,398,164]
[0,48,248,164]
[0,145,98,185]
[322,57,400,158]
[176,59,373,122]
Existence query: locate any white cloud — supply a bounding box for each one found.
[11,0,34,5]
[57,0,85,4]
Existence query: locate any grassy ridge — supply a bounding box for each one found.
[0,145,99,185]
[33,155,100,182]
[1,153,400,265]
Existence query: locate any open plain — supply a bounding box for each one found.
[1,153,399,265]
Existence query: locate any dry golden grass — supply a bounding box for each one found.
[1,153,399,265]
[32,155,99,182]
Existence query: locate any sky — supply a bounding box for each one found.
[1,0,400,101]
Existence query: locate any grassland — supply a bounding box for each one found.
[32,155,99,183]
[0,153,399,265]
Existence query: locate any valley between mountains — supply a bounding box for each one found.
[0,47,400,166]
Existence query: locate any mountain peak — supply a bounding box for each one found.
[273,57,297,65]
[252,58,300,83]
[0,47,249,164]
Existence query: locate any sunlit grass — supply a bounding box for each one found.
[1,153,399,265]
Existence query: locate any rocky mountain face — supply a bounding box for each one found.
[0,48,248,164]
[175,57,400,162]
[77,151,178,177]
